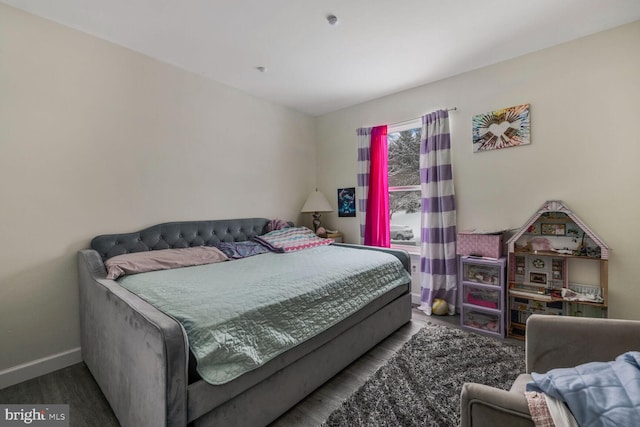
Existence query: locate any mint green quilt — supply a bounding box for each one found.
[118,245,410,385]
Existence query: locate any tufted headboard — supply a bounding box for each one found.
[91,218,271,261]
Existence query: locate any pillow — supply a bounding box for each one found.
[525,391,578,427]
[217,241,269,259]
[265,218,291,232]
[105,246,228,280]
[253,226,332,253]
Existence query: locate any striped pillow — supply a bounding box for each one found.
[253,227,332,253]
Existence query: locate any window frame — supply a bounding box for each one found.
[387,120,421,253]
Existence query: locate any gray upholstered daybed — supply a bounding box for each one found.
[78,218,412,426]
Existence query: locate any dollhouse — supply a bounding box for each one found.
[506,200,609,338]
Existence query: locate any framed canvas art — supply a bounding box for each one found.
[472,104,530,152]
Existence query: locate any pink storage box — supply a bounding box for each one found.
[457,231,504,259]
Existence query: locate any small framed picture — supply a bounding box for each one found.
[541,223,566,236]
[529,272,547,285]
[515,255,525,276]
[552,259,564,280]
[530,257,546,270]
[337,187,356,217]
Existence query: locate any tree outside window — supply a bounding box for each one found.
[388,126,421,246]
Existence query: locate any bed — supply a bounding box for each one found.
[78,218,412,426]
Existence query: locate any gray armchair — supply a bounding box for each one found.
[460,314,640,427]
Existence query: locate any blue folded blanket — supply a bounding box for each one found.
[527,351,640,427]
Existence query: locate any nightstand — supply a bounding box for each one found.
[325,232,343,243]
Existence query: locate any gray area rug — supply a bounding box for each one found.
[324,322,525,427]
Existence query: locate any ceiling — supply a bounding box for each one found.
[4,0,640,116]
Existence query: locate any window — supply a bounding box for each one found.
[387,121,421,247]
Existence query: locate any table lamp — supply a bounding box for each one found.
[301,189,333,233]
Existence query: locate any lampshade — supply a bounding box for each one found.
[301,189,333,213]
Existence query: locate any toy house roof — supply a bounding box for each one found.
[506,200,609,259]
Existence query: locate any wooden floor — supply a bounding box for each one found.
[271,308,433,426]
[0,309,512,427]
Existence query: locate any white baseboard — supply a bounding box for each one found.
[411,292,421,306]
[0,347,82,390]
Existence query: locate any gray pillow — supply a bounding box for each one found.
[217,241,269,259]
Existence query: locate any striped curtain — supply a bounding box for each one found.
[356,127,372,244]
[418,110,457,315]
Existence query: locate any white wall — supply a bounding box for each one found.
[0,4,316,378]
[316,21,640,320]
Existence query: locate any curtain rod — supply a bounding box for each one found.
[388,107,457,129]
